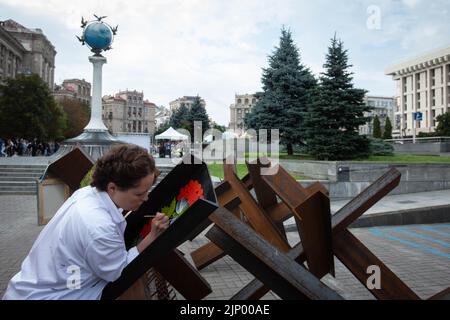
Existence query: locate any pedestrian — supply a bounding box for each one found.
[2,144,169,300]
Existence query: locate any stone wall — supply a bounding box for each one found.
[279,160,450,199]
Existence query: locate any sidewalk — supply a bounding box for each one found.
[284,189,450,230]
[1,191,449,299]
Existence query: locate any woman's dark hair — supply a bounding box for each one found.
[91,144,159,191]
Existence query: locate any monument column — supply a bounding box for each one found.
[63,15,121,160]
[84,56,108,131]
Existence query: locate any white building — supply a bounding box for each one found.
[385,46,450,137]
[155,105,171,128]
[359,95,395,136]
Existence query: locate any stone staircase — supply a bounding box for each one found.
[0,164,47,195]
[0,162,175,196]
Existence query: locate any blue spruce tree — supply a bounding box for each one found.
[304,35,371,160]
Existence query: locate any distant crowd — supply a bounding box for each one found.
[0,138,60,157]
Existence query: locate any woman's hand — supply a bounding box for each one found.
[149,212,170,240]
[136,212,169,253]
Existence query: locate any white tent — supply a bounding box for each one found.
[155,127,189,141]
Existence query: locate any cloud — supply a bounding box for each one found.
[1,0,449,125]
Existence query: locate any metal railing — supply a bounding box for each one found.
[384,136,450,144]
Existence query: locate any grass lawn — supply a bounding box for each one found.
[206,162,310,180]
[244,152,450,163]
[357,154,450,163]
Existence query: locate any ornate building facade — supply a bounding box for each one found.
[53,79,91,105]
[102,90,156,135]
[169,96,206,112]
[0,19,56,89]
[228,93,261,135]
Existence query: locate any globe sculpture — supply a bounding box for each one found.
[64,15,121,160]
[84,23,112,54]
[76,15,118,56]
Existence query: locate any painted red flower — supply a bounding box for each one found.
[139,220,152,238]
[177,179,204,206]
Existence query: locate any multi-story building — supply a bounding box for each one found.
[359,95,395,136]
[102,90,156,135]
[155,105,171,128]
[385,46,450,137]
[53,79,91,105]
[228,93,261,135]
[0,23,26,81]
[169,96,206,113]
[0,19,56,90]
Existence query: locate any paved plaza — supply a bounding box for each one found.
[0,193,449,300]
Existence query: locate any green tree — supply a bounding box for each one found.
[58,98,90,139]
[435,112,450,136]
[211,121,226,133]
[372,115,381,138]
[303,35,371,160]
[169,104,191,131]
[383,116,393,140]
[188,96,210,142]
[0,74,66,140]
[155,120,171,135]
[245,27,316,155]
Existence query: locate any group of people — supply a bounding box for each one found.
[157,141,184,158]
[0,138,60,157]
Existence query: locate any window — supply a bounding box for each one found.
[237,99,242,104]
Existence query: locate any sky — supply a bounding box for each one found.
[1,0,449,126]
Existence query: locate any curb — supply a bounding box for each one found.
[284,204,450,231]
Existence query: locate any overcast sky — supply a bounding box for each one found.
[1,0,449,126]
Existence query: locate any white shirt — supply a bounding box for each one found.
[2,186,139,300]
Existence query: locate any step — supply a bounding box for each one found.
[0,164,48,169]
[0,181,36,189]
[0,172,43,177]
[0,190,36,195]
[0,176,41,182]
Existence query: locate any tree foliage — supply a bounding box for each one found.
[169,96,210,141]
[383,116,393,140]
[0,74,66,140]
[303,35,371,160]
[435,112,450,136]
[58,98,90,139]
[245,27,316,155]
[372,115,381,139]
